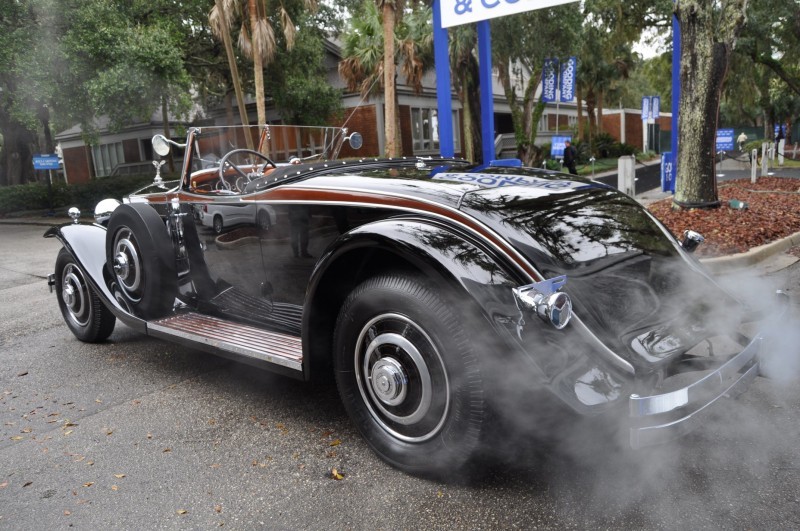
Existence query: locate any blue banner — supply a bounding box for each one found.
[550,136,571,158]
[652,96,660,119]
[641,97,650,121]
[716,128,735,151]
[542,58,558,103]
[661,152,674,193]
[560,56,577,102]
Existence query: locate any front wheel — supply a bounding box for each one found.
[55,248,116,342]
[333,274,485,475]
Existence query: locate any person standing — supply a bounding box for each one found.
[737,131,747,151]
[563,140,578,175]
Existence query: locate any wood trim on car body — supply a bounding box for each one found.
[164,185,544,283]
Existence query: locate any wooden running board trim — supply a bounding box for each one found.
[148,312,303,372]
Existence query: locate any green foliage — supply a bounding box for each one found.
[267,27,342,125]
[0,174,156,215]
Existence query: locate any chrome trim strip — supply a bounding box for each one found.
[630,361,759,449]
[629,335,762,417]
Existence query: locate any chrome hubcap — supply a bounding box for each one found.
[61,264,91,327]
[112,230,142,300]
[370,357,408,406]
[355,314,449,443]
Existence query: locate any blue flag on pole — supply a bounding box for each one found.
[542,58,558,103]
[560,57,576,102]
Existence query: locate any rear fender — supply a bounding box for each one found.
[303,218,529,379]
[45,223,147,332]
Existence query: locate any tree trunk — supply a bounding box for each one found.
[673,0,747,209]
[215,0,252,151]
[0,115,36,186]
[161,96,175,173]
[249,0,266,130]
[576,85,584,141]
[585,89,597,156]
[596,91,604,134]
[382,2,398,157]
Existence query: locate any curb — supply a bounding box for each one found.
[701,231,800,273]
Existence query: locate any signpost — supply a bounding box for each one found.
[33,154,61,170]
[33,154,61,216]
[550,136,571,158]
[715,128,735,152]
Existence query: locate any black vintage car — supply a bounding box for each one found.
[47,124,788,475]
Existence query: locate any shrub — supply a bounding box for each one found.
[0,174,159,216]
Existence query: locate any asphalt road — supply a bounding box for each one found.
[1,223,800,529]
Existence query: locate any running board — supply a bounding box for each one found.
[148,312,303,372]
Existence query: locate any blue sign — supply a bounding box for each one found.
[775,124,787,139]
[641,97,651,121]
[542,58,558,103]
[551,136,571,158]
[715,128,735,151]
[33,154,61,170]
[652,96,660,119]
[560,56,577,102]
[661,152,674,193]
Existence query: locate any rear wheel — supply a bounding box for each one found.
[213,215,223,234]
[55,248,116,342]
[333,274,485,475]
[106,203,177,319]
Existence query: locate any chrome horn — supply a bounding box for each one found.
[512,275,572,330]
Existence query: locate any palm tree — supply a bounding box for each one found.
[339,2,432,158]
[209,0,318,129]
[448,25,480,161]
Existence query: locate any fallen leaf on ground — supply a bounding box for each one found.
[111,485,118,491]
[82,482,94,488]
[17,372,28,377]
[0,482,8,489]
[177,509,188,515]
[330,468,344,480]
[23,482,32,488]
[64,510,71,516]
[63,430,73,436]
[214,505,222,513]
[113,474,125,479]
[163,448,172,453]
[329,439,341,447]
[10,436,24,441]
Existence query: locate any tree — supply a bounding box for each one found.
[338,2,432,157]
[0,0,56,185]
[490,6,582,165]
[209,0,318,129]
[673,0,748,208]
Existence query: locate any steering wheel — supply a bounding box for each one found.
[218,149,277,192]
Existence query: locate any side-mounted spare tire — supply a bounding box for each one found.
[105,203,177,319]
[55,247,116,342]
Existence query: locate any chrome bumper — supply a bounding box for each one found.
[628,334,762,449]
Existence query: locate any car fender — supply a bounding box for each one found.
[45,223,147,333]
[302,217,534,379]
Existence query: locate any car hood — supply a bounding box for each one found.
[446,169,747,368]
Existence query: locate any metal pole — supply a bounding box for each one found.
[671,5,680,187]
[433,1,454,157]
[477,20,495,164]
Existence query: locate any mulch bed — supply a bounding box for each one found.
[646,177,800,257]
